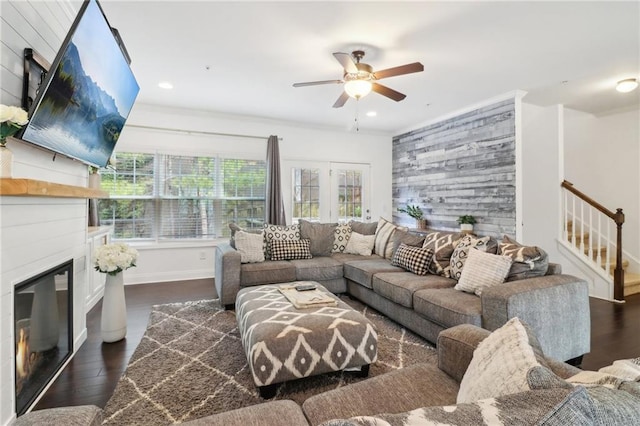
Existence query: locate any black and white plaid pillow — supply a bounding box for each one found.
[269,239,312,261]
[391,243,434,276]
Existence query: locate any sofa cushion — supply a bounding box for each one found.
[344,232,375,256]
[422,231,465,278]
[391,229,425,256]
[457,317,566,404]
[454,249,512,295]
[348,220,377,235]
[372,271,455,308]
[290,257,344,281]
[323,387,593,426]
[299,219,338,257]
[183,400,309,426]
[343,259,404,289]
[331,252,381,263]
[269,239,312,261]
[450,235,495,280]
[240,261,296,286]
[391,244,434,276]
[234,230,265,263]
[499,235,550,281]
[332,223,352,253]
[413,287,482,328]
[263,223,301,260]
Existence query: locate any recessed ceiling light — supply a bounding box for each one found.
[158,81,173,90]
[366,111,377,117]
[616,78,638,93]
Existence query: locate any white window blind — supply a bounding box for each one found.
[99,152,265,241]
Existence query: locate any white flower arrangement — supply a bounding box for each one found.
[0,104,29,146]
[94,243,139,276]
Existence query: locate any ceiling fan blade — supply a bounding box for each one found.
[372,83,406,102]
[333,91,350,108]
[293,79,343,87]
[373,62,424,80]
[333,52,358,73]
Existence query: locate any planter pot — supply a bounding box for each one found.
[415,219,428,229]
[88,173,101,189]
[0,145,13,178]
[460,224,474,232]
[101,272,127,343]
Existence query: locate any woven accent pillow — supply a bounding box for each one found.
[373,217,408,259]
[234,231,265,263]
[422,231,465,277]
[450,235,496,280]
[269,239,312,261]
[454,248,512,295]
[263,223,300,260]
[457,317,566,404]
[344,232,375,256]
[229,222,262,249]
[499,235,549,281]
[332,224,352,253]
[391,244,434,276]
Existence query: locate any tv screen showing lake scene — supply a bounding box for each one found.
[21,0,139,168]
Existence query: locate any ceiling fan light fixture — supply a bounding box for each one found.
[616,78,638,93]
[344,79,372,99]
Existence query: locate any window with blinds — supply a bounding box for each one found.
[99,152,266,241]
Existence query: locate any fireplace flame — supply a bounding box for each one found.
[16,328,29,378]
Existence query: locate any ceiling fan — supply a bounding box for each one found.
[293,50,424,108]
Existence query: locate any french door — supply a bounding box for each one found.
[283,160,370,224]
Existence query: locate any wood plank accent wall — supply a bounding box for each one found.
[392,98,516,238]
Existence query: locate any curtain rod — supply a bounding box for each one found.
[127,124,282,141]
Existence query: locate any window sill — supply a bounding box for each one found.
[127,238,228,250]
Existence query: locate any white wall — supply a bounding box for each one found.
[1,1,89,423]
[115,104,393,284]
[564,107,640,272]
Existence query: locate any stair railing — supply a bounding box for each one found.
[561,180,625,301]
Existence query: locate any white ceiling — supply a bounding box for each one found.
[99,1,640,134]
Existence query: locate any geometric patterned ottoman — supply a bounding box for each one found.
[236,282,378,398]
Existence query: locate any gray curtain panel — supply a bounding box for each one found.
[265,135,286,225]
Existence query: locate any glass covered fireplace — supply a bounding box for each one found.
[14,260,73,416]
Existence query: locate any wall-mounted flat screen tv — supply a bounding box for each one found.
[20,0,139,168]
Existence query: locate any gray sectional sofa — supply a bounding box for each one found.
[20,324,639,426]
[215,221,591,363]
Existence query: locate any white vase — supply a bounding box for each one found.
[101,272,127,343]
[0,145,13,178]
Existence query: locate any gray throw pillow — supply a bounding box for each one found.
[391,229,425,257]
[499,235,549,281]
[299,219,338,257]
[348,220,378,235]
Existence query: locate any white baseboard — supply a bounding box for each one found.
[124,269,214,285]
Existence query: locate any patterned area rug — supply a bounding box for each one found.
[102,296,437,425]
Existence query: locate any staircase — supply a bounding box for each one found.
[566,220,640,297]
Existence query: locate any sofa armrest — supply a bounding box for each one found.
[215,242,242,307]
[481,274,590,362]
[436,324,490,383]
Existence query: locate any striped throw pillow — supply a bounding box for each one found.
[374,217,407,259]
[454,249,512,295]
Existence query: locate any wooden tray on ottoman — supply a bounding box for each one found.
[236,282,378,398]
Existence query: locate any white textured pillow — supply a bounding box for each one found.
[235,231,265,263]
[454,248,512,295]
[344,231,375,256]
[457,318,541,403]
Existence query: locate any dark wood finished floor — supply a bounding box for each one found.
[35,282,639,410]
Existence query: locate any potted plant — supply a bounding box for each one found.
[398,204,427,229]
[457,215,476,232]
